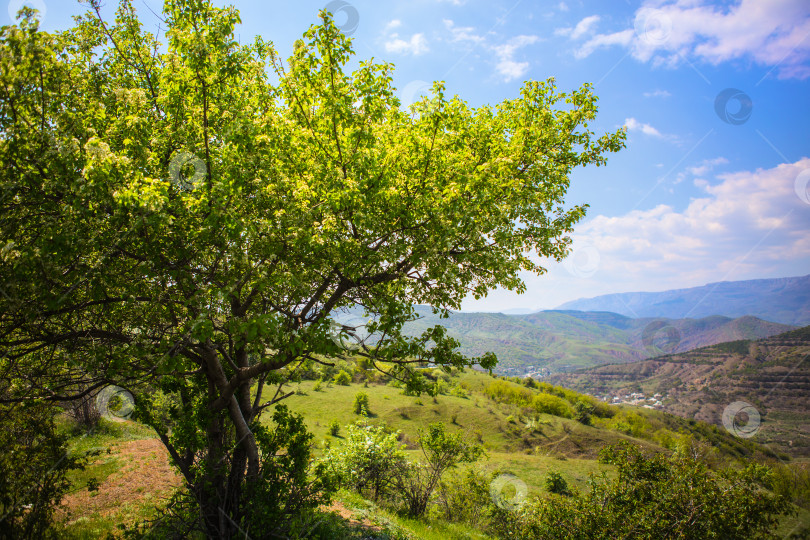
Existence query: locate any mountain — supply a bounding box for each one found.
[547,326,810,456]
[555,274,810,326]
[400,306,794,375]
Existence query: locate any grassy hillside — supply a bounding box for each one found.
[400,306,793,374]
[548,326,810,457]
[50,360,810,538]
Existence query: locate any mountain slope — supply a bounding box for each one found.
[400,306,793,374]
[548,326,810,456]
[556,274,810,325]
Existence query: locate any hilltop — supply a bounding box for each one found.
[398,306,793,375]
[548,326,810,457]
[556,274,810,326]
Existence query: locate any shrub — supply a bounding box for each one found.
[239,405,335,537]
[435,467,494,527]
[574,401,592,425]
[544,471,570,495]
[333,370,351,386]
[313,379,323,392]
[394,423,484,517]
[329,420,341,437]
[531,393,572,418]
[322,422,406,502]
[489,442,793,539]
[450,384,468,398]
[353,392,369,415]
[0,402,88,539]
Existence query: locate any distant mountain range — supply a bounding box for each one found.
[556,274,810,326]
[547,326,810,456]
[400,306,794,375]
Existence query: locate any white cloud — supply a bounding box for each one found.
[385,33,430,55]
[385,20,402,32]
[576,0,810,79]
[558,2,569,12]
[563,157,810,293]
[443,19,485,44]
[624,117,665,138]
[555,15,601,39]
[438,0,466,5]
[687,157,729,177]
[441,21,539,82]
[493,35,540,81]
[643,89,671,98]
[576,29,633,59]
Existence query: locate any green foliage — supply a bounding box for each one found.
[0,403,88,539]
[334,370,352,386]
[241,405,335,537]
[544,471,570,496]
[313,379,323,392]
[434,467,495,528]
[0,0,624,535]
[322,422,407,502]
[395,423,485,517]
[531,393,573,418]
[353,392,370,415]
[489,441,793,539]
[329,419,341,437]
[573,401,592,425]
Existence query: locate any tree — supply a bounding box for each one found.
[395,422,484,516]
[352,391,369,415]
[322,422,406,502]
[0,0,625,536]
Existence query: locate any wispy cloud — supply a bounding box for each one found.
[643,89,671,98]
[493,35,540,82]
[382,19,428,56]
[624,117,665,138]
[442,20,539,82]
[555,15,600,40]
[385,33,429,55]
[443,19,485,44]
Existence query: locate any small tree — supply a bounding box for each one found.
[329,419,341,437]
[333,370,352,386]
[396,422,484,517]
[574,400,592,425]
[323,422,406,502]
[544,471,570,496]
[353,392,370,415]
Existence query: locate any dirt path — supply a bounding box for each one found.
[58,438,182,527]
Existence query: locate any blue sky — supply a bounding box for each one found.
[10,0,810,312]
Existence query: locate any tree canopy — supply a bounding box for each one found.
[0,0,625,535]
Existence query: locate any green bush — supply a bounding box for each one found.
[531,393,572,418]
[321,422,406,502]
[544,471,570,496]
[488,442,793,539]
[353,392,369,415]
[435,467,495,527]
[333,370,352,386]
[329,419,341,437]
[0,402,88,539]
[242,405,336,537]
[394,423,484,517]
[573,401,592,425]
